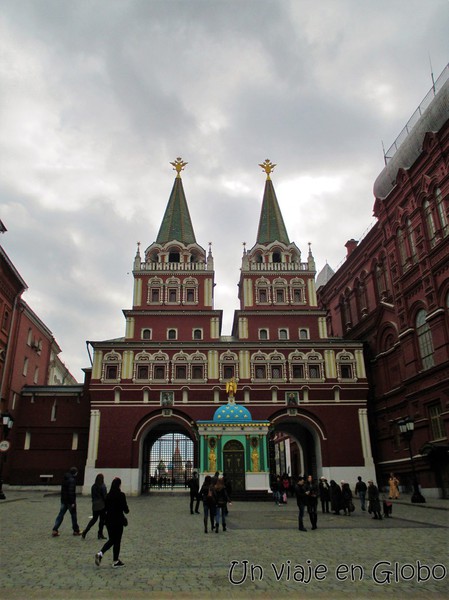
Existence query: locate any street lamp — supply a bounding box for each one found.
[0,411,14,500]
[397,416,426,503]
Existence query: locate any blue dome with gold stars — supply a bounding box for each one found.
[213,402,252,422]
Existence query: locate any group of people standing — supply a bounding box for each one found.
[51,467,129,568]
[188,471,232,533]
[294,474,395,531]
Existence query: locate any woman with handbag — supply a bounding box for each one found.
[95,477,129,568]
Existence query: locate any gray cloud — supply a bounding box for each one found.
[1,0,448,379]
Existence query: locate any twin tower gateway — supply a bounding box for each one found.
[84,158,374,496]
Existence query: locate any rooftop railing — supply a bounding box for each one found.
[384,63,449,163]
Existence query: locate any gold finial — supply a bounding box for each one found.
[170,157,188,178]
[259,158,276,180]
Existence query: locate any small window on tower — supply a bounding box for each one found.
[276,289,285,303]
[292,364,305,379]
[223,365,234,380]
[151,289,160,303]
[175,365,187,379]
[154,365,166,380]
[137,365,149,379]
[106,365,118,379]
[186,289,195,302]
[142,329,152,340]
[168,329,177,340]
[279,329,288,340]
[193,329,202,340]
[192,365,203,380]
[272,252,282,263]
[168,289,177,303]
[259,329,268,340]
[169,252,180,263]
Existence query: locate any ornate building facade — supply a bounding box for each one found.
[318,68,449,498]
[84,158,374,496]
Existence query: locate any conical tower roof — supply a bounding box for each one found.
[256,159,290,245]
[156,158,197,245]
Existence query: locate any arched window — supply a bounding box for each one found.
[423,200,436,247]
[406,218,417,264]
[172,352,189,381]
[268,351,286,381]
[150,351,169,381]
[290,278,306,304]
[299,329,309,339]
[279,328,288,340]
[416,309,434,370]
[336,351,356,381]
[183,277,199,304]
[306,351,324,380]
[142,328,152,340]
[273,278,288,304]
[259,328,269,340]
[289,351,306,380]
[193,328,202,340]
[435,188,448,237]
[102,352,122,382]
[251,351,268,381]
[256,277,270,304]
[190,351,207,381]
[147,277,163,304]
[134,351,151,381]
[397,227,407,267]
[167,329,177,340]
[219,350,239,382]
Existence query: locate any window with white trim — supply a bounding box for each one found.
[428,403,445,440]
[416,309,434,370]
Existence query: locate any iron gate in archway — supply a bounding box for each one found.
[142,431,196,492]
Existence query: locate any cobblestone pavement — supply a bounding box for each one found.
[0,490,448,600]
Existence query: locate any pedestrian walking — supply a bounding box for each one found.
[318,476,330,513]
[51,466,81,537]
[367,479,382,520]
[388,473,400,499]
[187,471,200,514]
[354,475,367,511]
[199,475,216,533]
[95,477,129,568]
[341,481,354,516]
[305,475,319,529]
[271,475,282,506]
[213,477,231,532]
[329,479,343,515]
[82,473,107,539]
[295,476,308,532]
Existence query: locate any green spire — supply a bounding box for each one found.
[256,160,290,245]
[156,159,197,245]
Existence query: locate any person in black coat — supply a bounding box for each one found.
[305,475,319,529]
[95,477,129,568]
[295,476,308,532]
[318,477,330,513]
[341,481,353,516]
[82,473,107,539]
[367,480,382,520]
[329,480,343,515]
[187,471,200,514]
[51,466,81,537]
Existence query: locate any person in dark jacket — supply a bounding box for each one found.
[305,475,319,529]
[95,477,129,568]
[51,466,81,537]
[187,471,200,514]
[318,477,330,513]
[355,476,367,511]
[367,480,382,520]
[199,475,216,533]
[329,480,343,515]
[341,481,353,516]
[82,473,107,539]
[295,476,308,532]
[213,477,231,532]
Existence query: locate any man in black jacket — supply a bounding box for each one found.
[51,467,81,537]
[188,471,200,514]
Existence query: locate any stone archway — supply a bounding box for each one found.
[141,421,197,493]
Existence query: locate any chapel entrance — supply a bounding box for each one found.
[223,440,245,493]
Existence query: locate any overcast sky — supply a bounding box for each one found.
[1,0,448,381]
